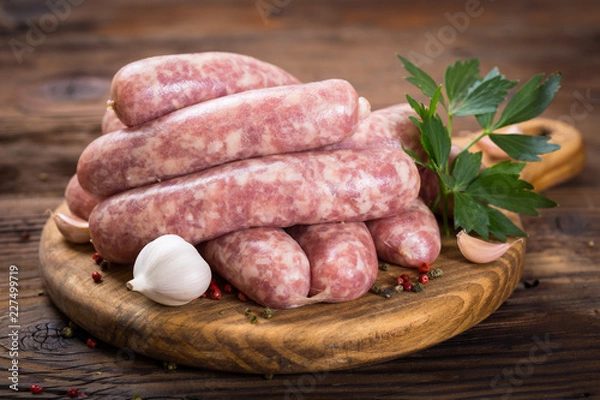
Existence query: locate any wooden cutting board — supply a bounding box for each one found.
[38,118,584,374]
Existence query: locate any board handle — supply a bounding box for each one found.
[452,118,586,193]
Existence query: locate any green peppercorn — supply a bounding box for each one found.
[61,326,74,338]
[370,283,382,294]
[262,307,275,319]
[428,268,444,279]
[163,361,177,371]
[412,282,425,292]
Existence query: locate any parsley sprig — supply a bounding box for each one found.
[398,56,562,241]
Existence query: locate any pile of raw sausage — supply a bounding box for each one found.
[65,52,441,309]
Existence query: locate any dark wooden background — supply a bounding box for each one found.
[1,0,599,398]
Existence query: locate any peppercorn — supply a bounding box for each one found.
[418,274,429,284]
[91,271,102,283]
[383,288,394,298]
[378,262,389,271]
[412,282,425,292]
[238,292,248,302]
[66,388,79,398]
[29,384,43,394]
[400,274,411,283]
[86,338,97,348]
[61,326,74,338]
[92,252,103,264]
[223,283,235,294]
[262,307,275,319]
[99,260,110,271]
[163,361,177,371]
[208,288,222,300]
[370,283,382,294]
[428,268,444,279]
[402,282,414,292]
[418,262,431,274]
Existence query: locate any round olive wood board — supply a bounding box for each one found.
[38,118,584,374]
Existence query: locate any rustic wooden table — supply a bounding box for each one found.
[1,1,599,398]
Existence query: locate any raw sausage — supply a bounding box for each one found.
[366,197,441,268]
[89,147,420,264]
[199,228,316,309]
[322,103,441,268]
[78,79,370,198]
[323,103,424,159]
[64,174,100,220]
[287,222,379,302]
[109,52,301,126]
[101,107,127,134]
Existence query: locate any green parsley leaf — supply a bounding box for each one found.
[453,192,490,238]
[399,56,560,243]
[444,59,481,108]
[479,160,526,177]
[416,110,451,171]
[451,72,517,117]
[486,207,527,241]
[488,133,561,161]
[467,173,557,215]
[397,55,445,107]
[451,150,482,192]
[492,72,562,130]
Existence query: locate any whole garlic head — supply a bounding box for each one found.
[126,234,211,306]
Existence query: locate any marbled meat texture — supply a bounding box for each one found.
[89,147,420,264]
[288,222,379,303]
[199,228,315,309]
[110,52,301,126]
[78,79,366,198]
[64,175,100,221]
[366,197,441,268]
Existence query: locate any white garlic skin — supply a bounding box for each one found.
[457,230,520,264]
[53,212,91,244]
[126,234,212,306]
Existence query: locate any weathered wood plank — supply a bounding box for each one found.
[1,0,599,397]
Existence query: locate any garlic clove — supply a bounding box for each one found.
[53,212,91,244]
[126,234,212,306]
[456,230,520,264]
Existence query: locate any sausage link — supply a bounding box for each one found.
[89,147,420,264]
[109,52,301,126]
[101,107,127,134]
[199,228,316,309]
[287,222,378,303]
[64,174,100,220]
[323,103,424,159]
[78,79,370,198]
[322,103,441,268]
[366,197,441,268]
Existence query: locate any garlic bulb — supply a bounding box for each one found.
[53,212,91,244]
[457,230,521,264]
[126,234,212,306]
